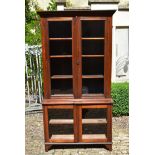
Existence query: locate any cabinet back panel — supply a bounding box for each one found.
[50,58,72,75]
[48,21,72,38]
[49,40,72,55]
[82,20,105,38]
[82,79,104,94]
[82,58,104,75]
[82,40,104,55]
[51,79,73,95]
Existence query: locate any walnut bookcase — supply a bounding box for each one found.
[37,10,115,152]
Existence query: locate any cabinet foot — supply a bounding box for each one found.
[45,144,51,152]
[105,144,112,151]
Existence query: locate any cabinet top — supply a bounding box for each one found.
[37,10,116,18]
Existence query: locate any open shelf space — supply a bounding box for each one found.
[50,58,72,76]
[51,79,73,95]
[49,40,72,55]
[82,20,105,38]
[51,75,73,79]
[48,21,72,38]
[82,58,104,75]
[49,118,107,125]
[82,75,104,79]
[82,40,104,55]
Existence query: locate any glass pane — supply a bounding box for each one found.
[49,40,72,55]
[48,109,74,139]
[82,20,105,37]
[48,21,72,38]
[50,58,72,76]
[82,40,104,55]
[82,58,104,75]
[82,79,104,94]
[82,108,107,136]
[51,79,73,95]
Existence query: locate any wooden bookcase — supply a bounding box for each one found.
[38,10,115,152]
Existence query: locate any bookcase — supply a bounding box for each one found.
[38,10,115,152]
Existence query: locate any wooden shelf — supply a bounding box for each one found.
[49,118,107,125]
[82,75,104,79]
[49,38,72,40]
[82,55,104,58]
[82,134,106,139]
[82,37,104,40]
[49,119,73,124]
[50,55,72,58]
[50,135,74,142]
[51,75,73,79]
[83,118,107,124]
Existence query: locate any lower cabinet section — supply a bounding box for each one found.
[43,103,112,151]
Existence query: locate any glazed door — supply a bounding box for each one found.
[47,17,78,97]
[77,17,107,97]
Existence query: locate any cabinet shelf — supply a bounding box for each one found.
[49,118,107,125]
[82,134,107,140]
[49,38,72,40]
[82,55,104,58]
[82,75,104,79]
[51,75,73,79]
[50,55,72,58]
[82,37,104,40]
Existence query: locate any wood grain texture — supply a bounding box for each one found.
[104,17,112,97]
[40,18,51,98]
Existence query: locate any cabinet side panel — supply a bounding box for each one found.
[40,18,51,98]
[104,17,112,97]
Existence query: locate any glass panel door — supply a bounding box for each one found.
[80,18,105,96]
[81,105,108,142]
[48,105,74,142]
[48,19,73,96]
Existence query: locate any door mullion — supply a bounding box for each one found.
[72,17,78,98]
[76,17,82,98]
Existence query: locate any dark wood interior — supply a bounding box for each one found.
[38,10,114,152]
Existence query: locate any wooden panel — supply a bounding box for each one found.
[40,18,51,98]
[104,17,112,97]
[43,106,49,142]
[80,17,107,20]
[45,105,73,109]
[47,17,73,21]
[72,17,78,98]
[76,17,82,98]
[107,105,112,141]
[82,105,108,109]
[74,105,82,142]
